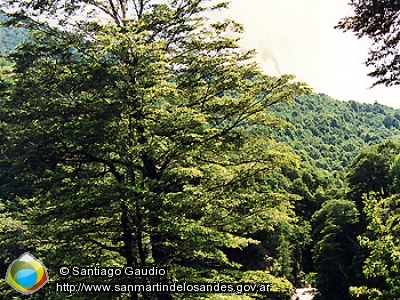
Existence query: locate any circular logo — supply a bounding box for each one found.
[5,252,49,295]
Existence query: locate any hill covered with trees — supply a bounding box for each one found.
[270,93,400,171]
[0,3,400,300]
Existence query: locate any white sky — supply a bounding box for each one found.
[215,0,400,109]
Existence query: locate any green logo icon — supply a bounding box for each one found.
[5,252,48,295]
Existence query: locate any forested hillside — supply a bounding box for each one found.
[0,2,400,300]
[271,93,400,171]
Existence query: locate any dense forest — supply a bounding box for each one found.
[271,93,400,171]
[0,1,399,299]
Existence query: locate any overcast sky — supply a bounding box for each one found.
[215,0,400,109]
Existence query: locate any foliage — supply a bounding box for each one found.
[350,194,400,300]
[270,93,400,172]
[345,142,400,300]
[311,199,360,300]
[0,0,309,299]
[390,153,400,193]
[347,140,400,216]
[336,0,400,86]
[346,141,400,227]
[1,2,399,300]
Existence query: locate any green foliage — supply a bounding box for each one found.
[0,0,309,299]
[347,140,400,213]
[390,154,400,193]
[350,194,400,300]
[270,93,400,172]
[344,142,400,300]
[1,2,399,300]
[311,199,360,300]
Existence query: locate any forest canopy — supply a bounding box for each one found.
[1,1,400,300]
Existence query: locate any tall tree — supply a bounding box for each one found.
[350,194,400,300]
[347,140,400,214]
[311,199,360,300]
[0,0,308,299]
[336,0,400,86]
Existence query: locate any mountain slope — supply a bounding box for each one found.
[270,93,400,171]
